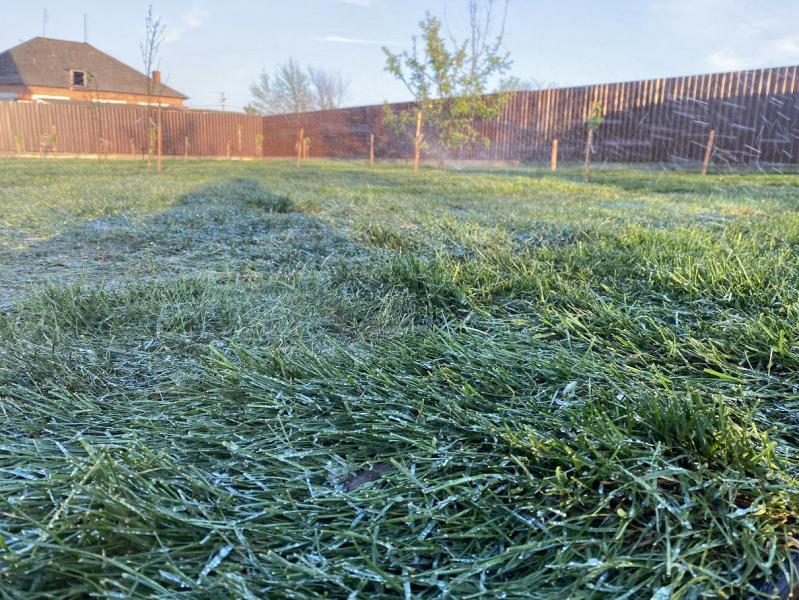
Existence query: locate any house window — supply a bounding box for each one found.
[71,70,87,87]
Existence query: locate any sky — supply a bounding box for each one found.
[1,0,799,111]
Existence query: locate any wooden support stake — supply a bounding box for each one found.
[156,110,162,173]
[369,133,375,165]
[550,138,558,171]
[130,138,135,156]
[227,140,231,160]
[701,128,716,176]
[413,111,423,174]
[296,127,304,168]
[184,137,189,160]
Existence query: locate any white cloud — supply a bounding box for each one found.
[769,36,799,62]
[701,35,799,73]
[313,35,394,45]
[164,8,209,43]
[649,0,799,73]
[336,0,373,6]
[183,9,208,29]
[704,50,749,72]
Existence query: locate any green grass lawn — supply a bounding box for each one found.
[1,158,798,598]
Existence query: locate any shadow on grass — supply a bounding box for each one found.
[0,178,363,303]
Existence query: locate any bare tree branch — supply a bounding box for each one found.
[140,4,165,101]
[250,60,348,115]
[308,67,349,111]
[140,4,165,172]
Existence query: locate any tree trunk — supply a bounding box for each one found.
[583,128,594,183]
[156,110,163,173]
[370,133,375,165]
[296,128,304,168]
[701,129,716,176]
[147,118,153,172]
[414,111,423,174]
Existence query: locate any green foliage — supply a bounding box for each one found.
[383,5,512,155]
[587,101,605,131]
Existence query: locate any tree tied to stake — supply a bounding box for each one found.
[583,101,604,183]
[382,0,512,172]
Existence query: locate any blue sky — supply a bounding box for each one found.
[2,0,799,111]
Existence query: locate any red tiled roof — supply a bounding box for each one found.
[0,37,186,99]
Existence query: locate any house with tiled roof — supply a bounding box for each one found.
[0,37,186,107]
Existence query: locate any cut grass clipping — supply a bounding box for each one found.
[1,159,799,598]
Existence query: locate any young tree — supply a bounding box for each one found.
[249,60,348,115]
[86,69,107,161]
[583,102,604,183]
[140,4,165,172]
[383,0,511,172]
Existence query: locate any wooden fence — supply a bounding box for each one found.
[0,102,262,158]
[2,64,799,165]
[264,65,799,166]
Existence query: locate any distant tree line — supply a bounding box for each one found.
[247,59,349,115]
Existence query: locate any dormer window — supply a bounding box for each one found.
[70,70,86,87]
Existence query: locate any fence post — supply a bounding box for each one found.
[296,127,304,168]
[550,138,558,171]
[185,137,189,160]
[370,133,375,165]
[701,128,716,176]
